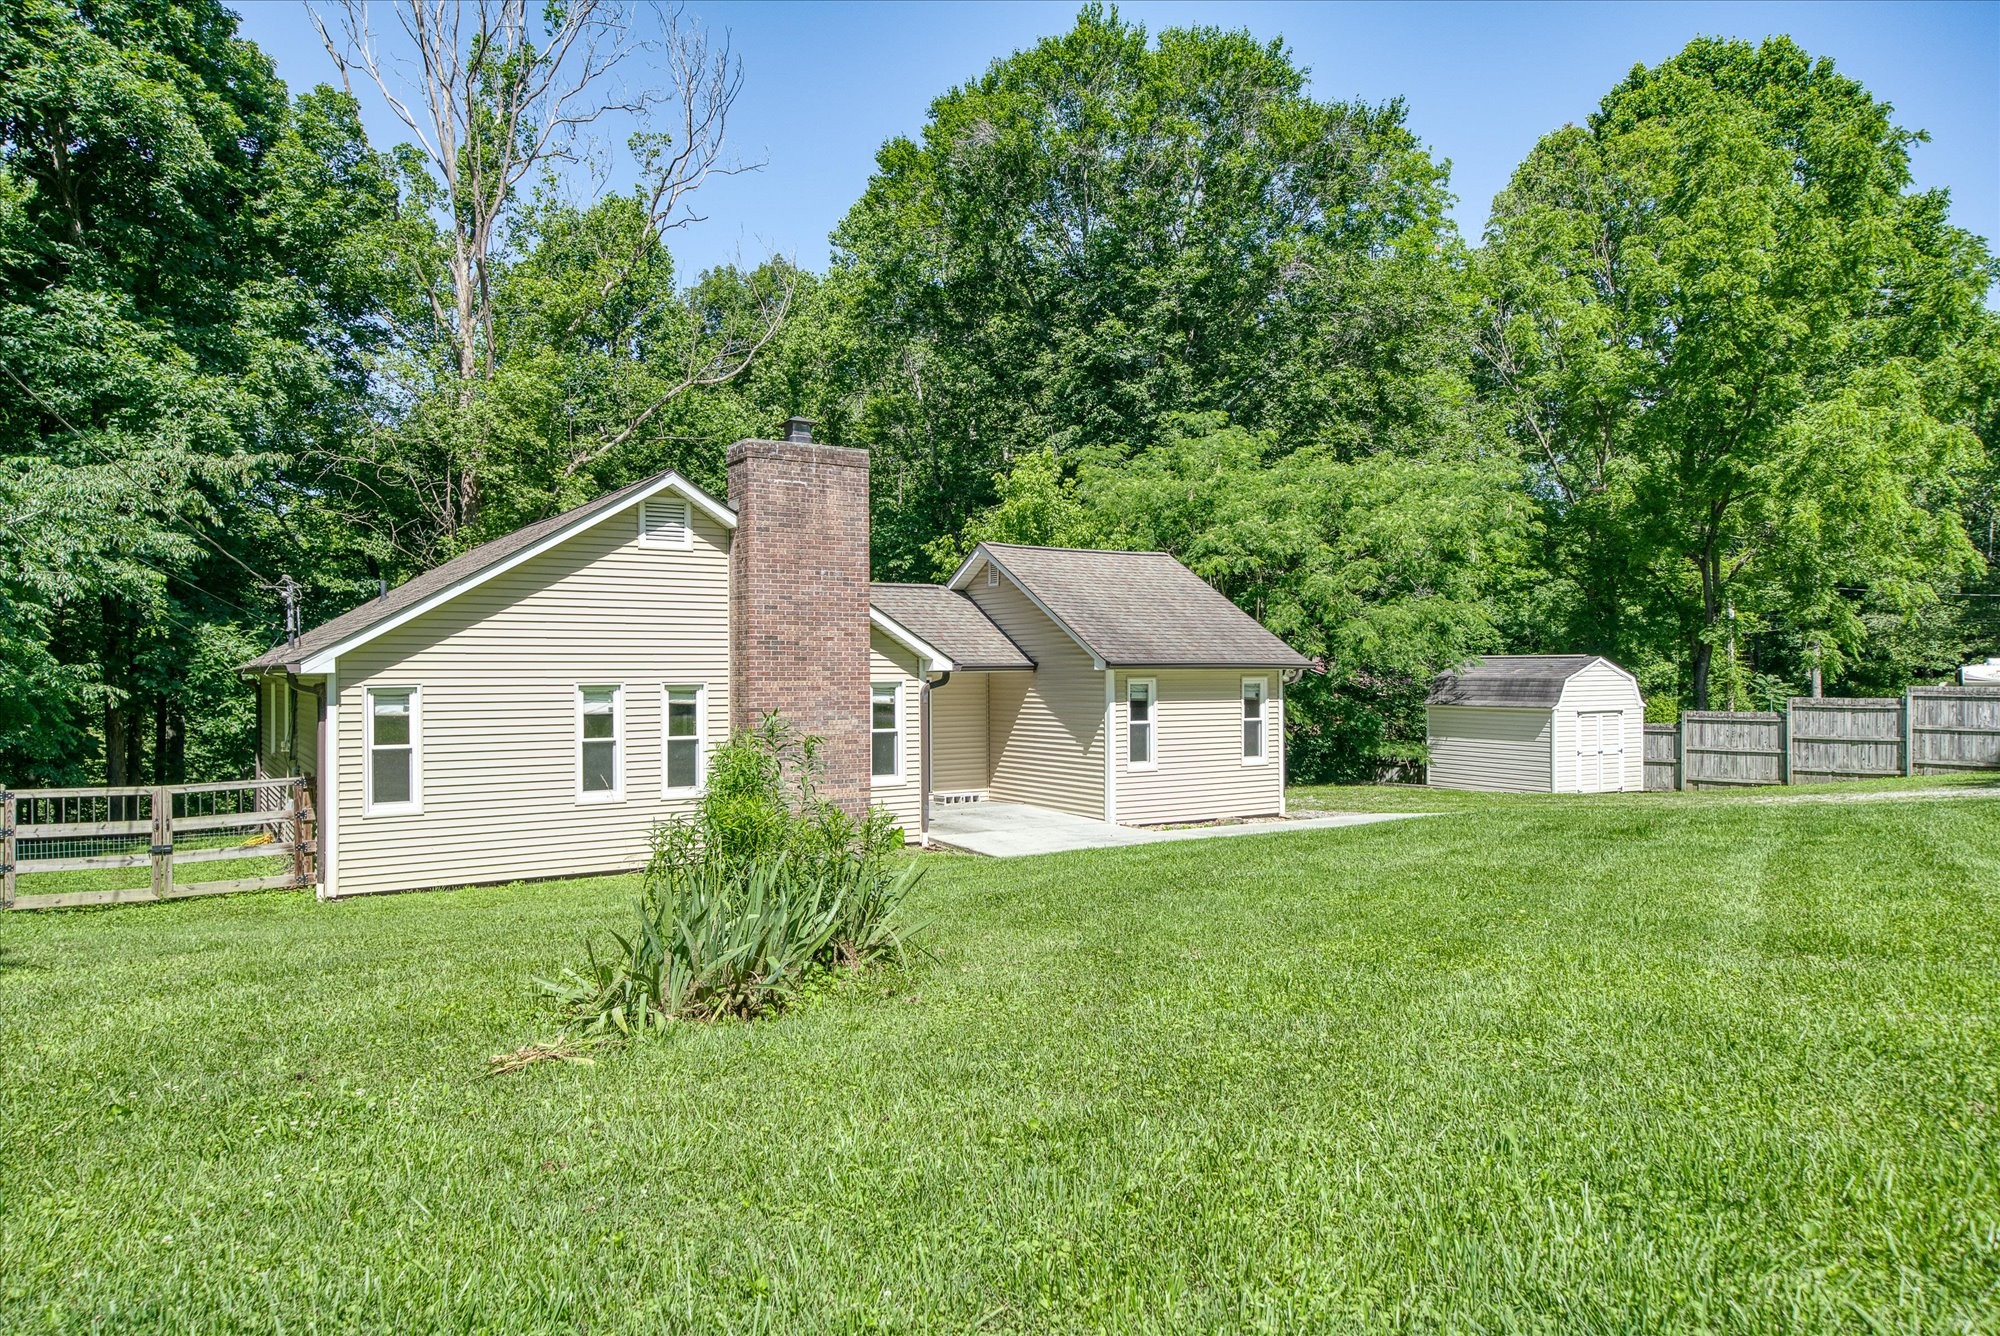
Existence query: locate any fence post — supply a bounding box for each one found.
[1902,690,1914,778]
[289,778,313,889]
[1779,704,1792,786]
[1,789,14,910]
[149,785,172,900]
[1674,719,1686,791]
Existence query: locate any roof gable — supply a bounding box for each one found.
[241,471,733,674]
[869,583,1034,671]
[947,543,1309,670]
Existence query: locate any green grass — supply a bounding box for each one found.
[3,786,1997,1332]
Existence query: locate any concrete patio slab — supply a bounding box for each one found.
[925,801,1425,858]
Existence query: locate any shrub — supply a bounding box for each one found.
[539,714,919,1035]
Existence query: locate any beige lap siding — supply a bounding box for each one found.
[1426,706,1552,792]
[928,671,990,792]
[967,577,1106,820]
[868,633,923,841]
[1552,661,1644,793]
[1113,670,1283,825]
[330,504,731,897]
[292,682,319,778]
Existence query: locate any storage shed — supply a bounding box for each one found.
[1426,655,1644,793]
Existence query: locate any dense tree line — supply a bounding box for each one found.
[3,1,1994,786]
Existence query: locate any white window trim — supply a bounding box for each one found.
[661,683,707,797]
[637,497,693,549]
[363,684,422,817]
[870,680,906,786]
[1127,677,1158,771]
[1242,676,1269,765]
[576,684,626,803]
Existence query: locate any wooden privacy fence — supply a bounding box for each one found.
[2,777,316,911]
[1642,686,2000,791]
[1643,724,1680,791]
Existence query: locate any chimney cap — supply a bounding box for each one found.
[782,416,815,443]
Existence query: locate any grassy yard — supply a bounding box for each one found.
[2,786,1996,1332]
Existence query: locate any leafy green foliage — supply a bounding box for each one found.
[1476,36,1996,707]
[540,715,917,1033]
[832,6,1473,577]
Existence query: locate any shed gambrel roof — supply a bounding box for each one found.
[1427,655,1604,708]
[949,543,1311,670]
[240,469,734,674]
[869,584,1034,671]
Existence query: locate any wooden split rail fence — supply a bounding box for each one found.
[2,777,315,911]
[1642,686,2000,791]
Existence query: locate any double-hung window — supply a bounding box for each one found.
[1127,678,1157,769]
[663,685,705,793]
[871,682,902,781]
[366,687,419,814]
[1242,677,1268,763]
[578,685,623,799]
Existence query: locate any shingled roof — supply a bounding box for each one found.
[1427,655,1602,708]
[952,543,1311,669]
[240,470,733,673]
[869,584,1034,670]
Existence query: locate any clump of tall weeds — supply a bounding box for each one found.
[536,714,919,1039]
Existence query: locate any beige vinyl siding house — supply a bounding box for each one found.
[1427,655,1644,794]
[966,575,1107,822]
[241,432,1314,896]
[324,500,732,897]
[947,545,1310,828]
[867,630,924,836]
[1113,669,1285,824]
[928,672,989,795]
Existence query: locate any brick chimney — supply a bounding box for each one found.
[727,419,872,816]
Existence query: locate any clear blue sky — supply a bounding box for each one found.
[238,1,1998,280]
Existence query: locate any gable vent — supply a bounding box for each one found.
[639,497,691,548]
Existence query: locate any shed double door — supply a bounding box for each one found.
[1574,711,1626,792]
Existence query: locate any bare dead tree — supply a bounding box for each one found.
[311,0,791,535]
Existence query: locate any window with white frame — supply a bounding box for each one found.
[578,685,622,798]
[638,497,691,548]
[366,687,418,812]
[1127,678,1156,769]
[1242,677,1267,762]
[986,563,999,588]
[663,685,705,793]
[871,682,901,780]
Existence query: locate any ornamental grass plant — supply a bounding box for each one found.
[539,715,918,1034]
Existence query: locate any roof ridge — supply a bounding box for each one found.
[983,541,1171,558]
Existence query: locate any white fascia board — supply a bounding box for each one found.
[948,545,1105,671]
[301,473,732,674]
[870,608,954,674]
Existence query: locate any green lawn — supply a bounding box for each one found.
[3,786,1997,1332]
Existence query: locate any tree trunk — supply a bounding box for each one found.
[104,703,129,787]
